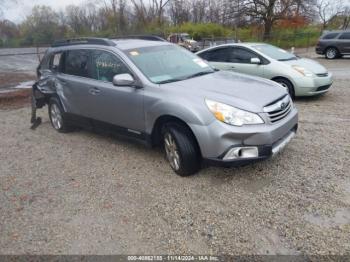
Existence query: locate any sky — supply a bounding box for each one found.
[2,0,85,23]
[2,0,350,24]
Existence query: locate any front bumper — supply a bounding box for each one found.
[204,126,297,167]
[293,73,333,96]
[189,107,298,166]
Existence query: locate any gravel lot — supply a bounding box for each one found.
[0,54,349,255]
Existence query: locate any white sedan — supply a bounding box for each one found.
[196,43,333,97]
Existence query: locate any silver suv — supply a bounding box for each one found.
[33,38,298,176]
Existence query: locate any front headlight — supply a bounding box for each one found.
[205,99,264,126]
[292,65,313,77]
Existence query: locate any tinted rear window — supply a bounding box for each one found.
[322,33,339,39]
[199,48,230,62]
[339,32,350,39]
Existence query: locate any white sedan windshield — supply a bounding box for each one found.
[253,44,297,61]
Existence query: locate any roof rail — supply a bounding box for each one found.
[52,37,116,47]
[114,35,166,42]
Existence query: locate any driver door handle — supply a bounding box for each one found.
[89,87,101,95]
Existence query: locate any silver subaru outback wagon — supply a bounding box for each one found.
[32,37,298,176]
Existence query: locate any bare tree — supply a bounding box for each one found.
[342,6,350,30]
[168,0,191,25]
[148,0,171,25]
[243,0,298,40]
[316,0,343,30]
[191,0,207,23]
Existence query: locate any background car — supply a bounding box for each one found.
[316,30,350,59]
[196,43,333,97]
[168,33,200,52]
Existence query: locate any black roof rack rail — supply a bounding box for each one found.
[114,35,167,42]
[52,37,116,47]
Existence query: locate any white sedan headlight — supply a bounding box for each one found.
[205,99,264,126]
[292,65,313,77]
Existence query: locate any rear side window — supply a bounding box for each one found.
[339,32,350,39]
[322,33,339,39]
[49,53,63,71]
[38,53,50,71]
[199,48,230,62]
[91,50,131,82]
[64,50,90,78]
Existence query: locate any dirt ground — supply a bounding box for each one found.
[0,72,36,89]
[0,52,349,255]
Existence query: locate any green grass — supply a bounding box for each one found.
[0,22,323,48]
[236,26,322,48]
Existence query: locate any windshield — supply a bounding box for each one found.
[181,34,191,40]
[125,45,214,84]
[253,44,297,61]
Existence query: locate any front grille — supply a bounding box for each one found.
[316,73,329,77]
[264,95,292,124]
[316,85,331,91]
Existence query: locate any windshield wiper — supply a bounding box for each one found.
[157,71,214,84]
[157,78,184,84]
[184,71,214,80]
[278,57,298,61]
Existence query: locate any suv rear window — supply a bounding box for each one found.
[339,32,350,39]
[322,33,339,39]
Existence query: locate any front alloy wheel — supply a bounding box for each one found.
[50,103,63,130]
[48,98,72,133]
[162,124,201,176]
[164,132,181,171]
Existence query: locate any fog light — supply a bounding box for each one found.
[223,147,259,160]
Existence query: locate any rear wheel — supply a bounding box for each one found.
[325,47,339,59]
[273,78,295,98]
[48,98,72,133]
[162,123,201,176]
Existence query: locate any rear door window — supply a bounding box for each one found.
[91,50,130,82]
[64,50,90,78]
[200,48,231,62]
[322,33,340,39]
[339,32,350,39]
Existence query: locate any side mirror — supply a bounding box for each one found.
[113,73,135,86]
[251,57,261,64]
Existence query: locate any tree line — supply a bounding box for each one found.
[0,0,349,47]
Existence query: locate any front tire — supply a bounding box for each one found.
[273,78,295,98]
[325,47,339,59]
[162,123,201,176]
[48,98,72,133]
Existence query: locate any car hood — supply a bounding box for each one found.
[164,71,287,113]
[282,58,328,74]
